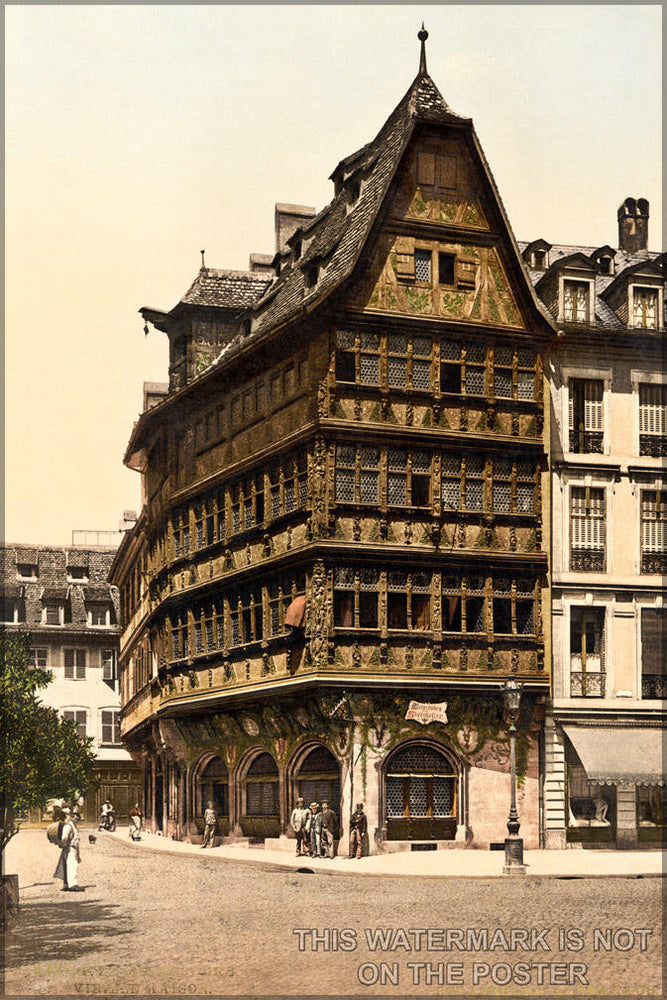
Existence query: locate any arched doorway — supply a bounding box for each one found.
[294,745,340,811]
[197,756,230,836]
[240,751,280,839]
[385,742,458,841]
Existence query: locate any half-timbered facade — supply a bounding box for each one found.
[111,38,555,852]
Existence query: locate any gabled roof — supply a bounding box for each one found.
[600,258,664,300]
[522,239,552,253]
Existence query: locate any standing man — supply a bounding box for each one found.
[308,802,323,859]
[201,800,217,848]
[290,797,311,857]
[320,800,338,858]
[349,802,367,859]
[53,807,83,892]
[128,803,143,841]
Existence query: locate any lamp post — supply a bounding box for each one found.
[502,677,526,875]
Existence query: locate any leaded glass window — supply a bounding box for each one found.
[464,456,484,511]
[414,249,432,282]
[441,454,462,510]
[493,457,512,513]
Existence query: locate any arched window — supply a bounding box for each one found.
[385,743,458,842]
[295,746,340,810]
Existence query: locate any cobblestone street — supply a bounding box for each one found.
[4,830,663,997]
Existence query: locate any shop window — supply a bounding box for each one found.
[440,338,462,394]
[566,740,615,839]
[638,383,667,457]
[385,743,457,842]
[64,648,86,680]
[569,378,604,454]
[640,608,666,699]
[570,608,605,697]
[63,710,87,740]
[570,486,606,571]
[637,786,666,842]
[641,491,667,574]
[563,280,589,323]
[101,709,121,745]
[632,288,658,329]
[464,343,486,396]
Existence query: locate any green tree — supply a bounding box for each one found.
[1,629,98,854]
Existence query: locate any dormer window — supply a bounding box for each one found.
[303,262,318,290]
[347,179,361,206]
[292,240,302,262]
[598,256,613,276]
[17,563,37,579]
[632,288,658,329]
[563,281,590,323]
[67,565,89,583]
[532,250,546,270]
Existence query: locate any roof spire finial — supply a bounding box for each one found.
[200,249,206,270]
[417,22,428,75]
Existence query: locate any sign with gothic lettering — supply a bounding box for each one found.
[405,700,448,726]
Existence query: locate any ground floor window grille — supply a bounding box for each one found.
[386,743,457,841]
[245,753,279,817]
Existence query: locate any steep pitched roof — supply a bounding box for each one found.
[248,70,468,339]
[181,269,272,310]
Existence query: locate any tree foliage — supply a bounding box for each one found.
[1,629,98,853]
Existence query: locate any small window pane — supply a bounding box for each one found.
[415,249,432,282]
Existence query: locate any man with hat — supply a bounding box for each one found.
[53,807,83,892]
[290,797,311,857]
[320,800,338,858]
[308,801,323,860]
[349,802,367,859]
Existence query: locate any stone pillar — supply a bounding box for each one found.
[338,745,355,857]
[150,753,157,833]
[543,717,567,849]
[616,784,638,849]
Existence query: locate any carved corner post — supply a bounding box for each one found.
[306,559,331,668]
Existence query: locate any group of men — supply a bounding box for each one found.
[291,799,367,859]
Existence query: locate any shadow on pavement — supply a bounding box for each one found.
[4,898,132,968]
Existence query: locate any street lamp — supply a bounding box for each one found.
[501,677,526,875]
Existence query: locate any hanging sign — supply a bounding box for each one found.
[405,700,448,726]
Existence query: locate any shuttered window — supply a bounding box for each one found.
[569,378,603,453]
[641,491,667,573]
[639,384,667,457]
[570,487,606,571]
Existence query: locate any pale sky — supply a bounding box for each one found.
[5,4,662,546]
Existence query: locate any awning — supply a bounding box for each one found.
[564,725,665,786]
[284,595,307,628]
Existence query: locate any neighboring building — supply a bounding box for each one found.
[524,200,666,848]
[1,532,142,823]
[111,35,555,853]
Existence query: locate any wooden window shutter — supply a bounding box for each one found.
[438,155,458,190]
[64,649,74,679]
[417,152,436,186]
[395,237,415,279]
[456,259,478,289]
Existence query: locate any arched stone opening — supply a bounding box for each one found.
[194,755,230,836]
[383,740,462,842]
[289,743,341,815]
[238,750,280,839]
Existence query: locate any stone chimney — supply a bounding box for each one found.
[274,203,317,254]
[617,197,649,253]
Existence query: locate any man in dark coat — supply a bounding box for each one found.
[320,800,338,858]
[349,802,367,859]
